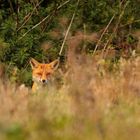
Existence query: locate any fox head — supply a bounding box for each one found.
[30,58,59,84]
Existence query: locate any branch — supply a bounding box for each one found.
[17,0,43,32]
[59,0,80,56]
[102,0,130,58]
[18,0,71,41]
[93,14,115,55]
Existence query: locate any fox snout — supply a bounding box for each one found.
[42,79,47,83]
[40,75,49,84]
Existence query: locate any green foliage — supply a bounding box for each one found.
[0,0,140,85]
[4,123,27,140]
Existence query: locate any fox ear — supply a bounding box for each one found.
[49,59,59,70]
[30,58,40,69]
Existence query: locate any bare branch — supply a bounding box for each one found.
[59,0,80,56]
[17,0,43,32]
[18,0,71,40]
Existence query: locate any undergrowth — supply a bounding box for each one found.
[0,54,140,140]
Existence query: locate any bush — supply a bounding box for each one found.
[0,0,139,85]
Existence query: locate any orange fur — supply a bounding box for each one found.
[30,58,59,92]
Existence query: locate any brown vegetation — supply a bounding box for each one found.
[0,45,140,139]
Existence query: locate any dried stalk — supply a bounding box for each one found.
[59,0,80,56]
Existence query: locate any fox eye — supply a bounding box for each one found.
[36,72,42,76]
[46,73,51,76]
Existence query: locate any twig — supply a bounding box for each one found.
[120,19,140,28]
[93,14,115,55]
[18,0,70,41]
[82,23,86,52]
[93,0,127,56]
[16,0,19,34]
[102,0,130,58]
[8,0,14,15]
[17,0,43,32]
[59,0,80,56]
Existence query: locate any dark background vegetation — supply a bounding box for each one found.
[0,0,140,86]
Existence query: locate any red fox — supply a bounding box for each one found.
[30,58,59,92]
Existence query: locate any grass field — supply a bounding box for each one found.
[0,54,140,140]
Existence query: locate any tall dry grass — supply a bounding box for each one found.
[0,46,140,140]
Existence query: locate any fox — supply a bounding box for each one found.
[30,58,59,92]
